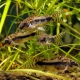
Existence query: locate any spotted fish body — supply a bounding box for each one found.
[1,31,64,47]
[36,56,78,72]
[18,16,52,30]
[18,11,62,31]
[1,31,37,46]
[37,32,65,45]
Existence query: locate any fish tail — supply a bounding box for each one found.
[51,10,63,23]
[50,32,65,45]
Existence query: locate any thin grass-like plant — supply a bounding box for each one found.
[0,0,11,34]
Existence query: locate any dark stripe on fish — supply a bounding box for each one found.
[46,17,52,21]
[12,32,37,41]
[30,19,46,25]
[34,17,52,23]
[40,19,45,22]
[48,37,54,42]
[36,61,78,67]
[36,61,67,66]
[35,19,40,23]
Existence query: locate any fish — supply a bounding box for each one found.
[36,56,78,73]
[1,31,37,47]
[1,31,65,47]
[18,10,62,31]
[37,32,65,45]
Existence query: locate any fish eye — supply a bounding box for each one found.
[2,39,11,45]
[5,39,11,44]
